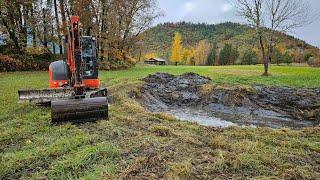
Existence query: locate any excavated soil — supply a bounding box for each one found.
[136,72,320,129]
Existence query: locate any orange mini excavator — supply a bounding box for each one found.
[18,16,108,122]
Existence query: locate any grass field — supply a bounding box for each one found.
[0,65,320,179]
[102,64,320,88]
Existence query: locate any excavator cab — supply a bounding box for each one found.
[81,36,100,89]
[49,36,100,89]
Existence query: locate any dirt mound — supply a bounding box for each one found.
[252,86,320,120]
[141,73,211,109]
[138,73,320,129]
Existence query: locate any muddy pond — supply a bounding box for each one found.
[134,73,320,129]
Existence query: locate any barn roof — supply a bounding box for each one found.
[149,58,166,62]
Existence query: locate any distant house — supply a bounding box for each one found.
[144,58,167,65]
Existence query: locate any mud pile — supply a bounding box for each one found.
[141,72,211,108]
[138,73,320,129]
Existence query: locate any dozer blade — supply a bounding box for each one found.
[51,97,108,123]
[18,88,73,104]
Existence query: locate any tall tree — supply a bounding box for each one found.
[171,32,182,65]
[207,44,217,66]
[194,40,210,65]
[219,43,239,65]
[0,0,41,53]
[235,0,316,75]
[53,0,63,54]
[235,0,266,74]
[182,47,195,65]
[0,0,160,64]
[265,0,314,66]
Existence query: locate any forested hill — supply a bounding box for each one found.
[142,22,318,60]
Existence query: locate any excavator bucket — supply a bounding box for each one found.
[19,88,108,123]
[51,97,108,123]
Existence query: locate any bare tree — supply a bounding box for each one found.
[265,0,315,68]
[235,0,268,75]
[234,0,316,76]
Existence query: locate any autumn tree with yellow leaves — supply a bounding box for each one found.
[182,47,196,65]
[144,52,157,60]
[194,40,211,65]
[171,32,182,65]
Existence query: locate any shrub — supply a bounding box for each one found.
[100,51,137,70]
[0,46,61,72]
[303,53,313,62]
[25,47,52,57]
[0,53,52,72]
[0,54,23,72]
[273,50,293,65]
[307,57,320,67]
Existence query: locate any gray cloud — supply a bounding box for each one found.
[155,0,320,47]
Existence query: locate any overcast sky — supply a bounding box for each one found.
[154,0,320,48]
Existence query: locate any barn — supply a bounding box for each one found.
[144,58,166,65]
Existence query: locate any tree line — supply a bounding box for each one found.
[169,32,238,66]
[142,21,319,68]
[166,32,312,66]
[0,0,160,63]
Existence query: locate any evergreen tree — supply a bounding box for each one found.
[283,52,293,65]
[242,49,258,65]
[206,44,217,66]
[274,49,284,64]
[219,43,239,65]
[230,46,239,65]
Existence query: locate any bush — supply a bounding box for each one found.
[307,57,320,67]
[100,56,136,70]
[0,46,61,72]
[0,53,53,72]
[303,53,313,62]
[100,51,137,70]
[0,43,20,54]
[0,54,23,72]
[25,47,54,60]
[273,51,293,65]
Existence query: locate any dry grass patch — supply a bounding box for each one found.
[149,125,173,137]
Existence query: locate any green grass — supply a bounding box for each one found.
[101,64,320,88]
[0,65,319,179]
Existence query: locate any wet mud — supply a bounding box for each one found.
[136,72,320,129]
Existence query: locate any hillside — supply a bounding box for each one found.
[142,22,319,62]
